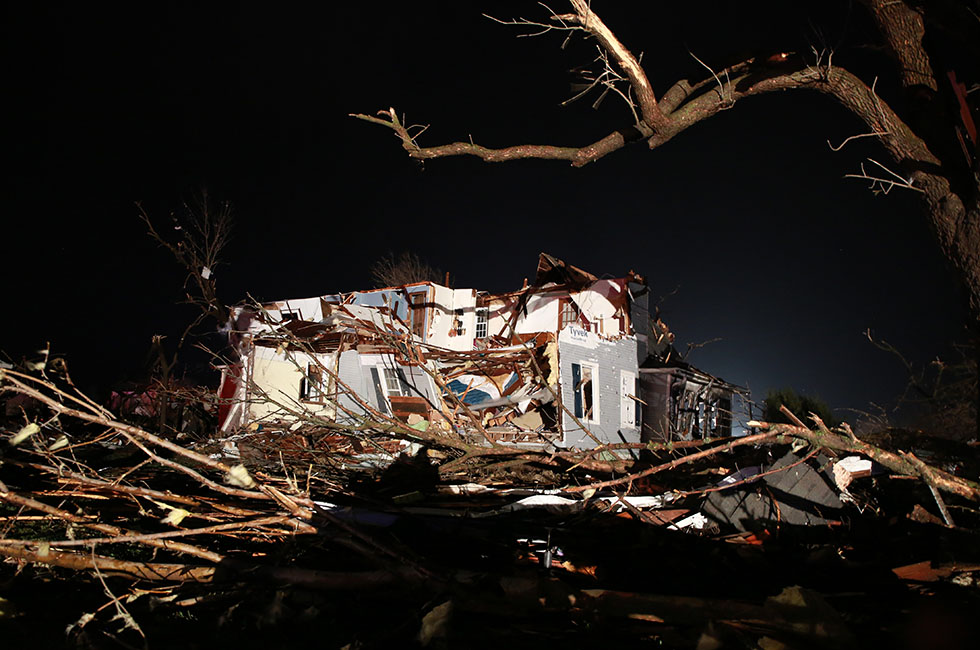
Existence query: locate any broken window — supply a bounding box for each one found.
[474,307,488,339]
[280,310,300,322]
[299,364,324,402]
[571,362,597,422]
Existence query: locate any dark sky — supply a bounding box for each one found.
[3,2,969,419]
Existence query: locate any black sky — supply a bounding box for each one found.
[3,2,969,419]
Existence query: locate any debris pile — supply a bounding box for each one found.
[1,255,979,647]
[2,362,979,648]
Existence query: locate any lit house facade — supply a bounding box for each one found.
[217,254,738,448]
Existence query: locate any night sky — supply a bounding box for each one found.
[3,2,969,420]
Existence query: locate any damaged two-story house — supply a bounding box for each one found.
[217,254,742,448]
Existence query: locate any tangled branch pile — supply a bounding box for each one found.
[2,357,980,648]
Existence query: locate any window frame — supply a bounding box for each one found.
[571,361,599,424]
[558,299,580,331]
[474,307,489,339]
[620,370,640,429]
[382,367,410,398]
[299,363,326,403]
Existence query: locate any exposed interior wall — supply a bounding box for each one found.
[247,347,336,425]
[263,296,325,323]
[426,287,477,351]
[569,279,627,337]
[486,297,512,339]
[640,369,735,441]
[515,293,560,335]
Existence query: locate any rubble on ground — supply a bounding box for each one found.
[2,363,979,648]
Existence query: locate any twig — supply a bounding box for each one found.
[844,158,924,194]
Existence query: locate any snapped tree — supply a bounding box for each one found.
[353,0,980,319]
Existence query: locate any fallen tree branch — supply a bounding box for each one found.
[0,543,420,590]
[748,421,980,501]
[565,432,781,493]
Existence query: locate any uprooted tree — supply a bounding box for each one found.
[354,0,980,320]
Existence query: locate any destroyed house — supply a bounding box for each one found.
[217,254,739,448]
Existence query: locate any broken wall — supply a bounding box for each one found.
[426,286,477,351]
[628,281,650,364]
[640,371,672,442]
[261,296,326,323]
[557,327,641,449]
[246,346,337,424]
[337,351,440,422]
[639,368,736,441]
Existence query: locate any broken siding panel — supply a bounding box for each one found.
[557,327,640,449]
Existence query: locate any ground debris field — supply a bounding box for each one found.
[2,369,980,649]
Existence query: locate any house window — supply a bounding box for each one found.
[454,308,465,336]
[281,310,300,322]
[559,300,580,331]
[300,364,325,402]
[620,370,639,428]
[474,307,488,339]
[571,362,598,422]
[382,367,410,398]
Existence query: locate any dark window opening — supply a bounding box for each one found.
[300,364,324,402]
